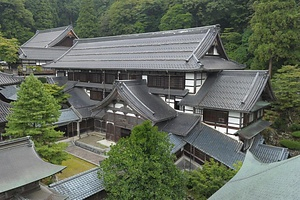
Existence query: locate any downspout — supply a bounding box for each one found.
[71,106,82,138]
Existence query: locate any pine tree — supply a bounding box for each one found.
[249,0,300,75]
[5,74,68,164]
[0,0,34,43]
[25,0,55,30]
[99,121,186,200]
[75,0,99,38]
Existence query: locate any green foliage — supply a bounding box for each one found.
[268,66,300,130]
[44,83,70,106]
[57,0,81,26]
[0,32,19,63]
[159,4,192,31]
[279,139,300,150]
[183,0,252,30]
[185,159,241,200]
[0,0,34,44]
[99,121,186,200]
[291,131,300,138]
[25,0,56,30]
[249,0,300,73]
[290,124,300,132]
[99,0,165,36]
[75,0,99,38]
[221,28,254,67]
[5,74,67,164]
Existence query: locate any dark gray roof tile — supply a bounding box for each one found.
[209,151,298,200]
[0,137,65,192]
[169,134,186,154]
[237,120,272,139]
[49,168,104,200]
[0,100,11,123]
[250,134,289,163]
[67,87,99,109]
[0,85,18,100]
[156,112,200,136]
[22,25,76,48]
[185,123,245,169]
[19,47,69,61]
[94,80,177,123]
[45,25,243,72]
[0,72,22,86]
[149,87,189,97]
[55,107,81,126]
[180,70,272,112]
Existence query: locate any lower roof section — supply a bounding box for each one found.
[236,119,272,140]
[156,112,200,137]
[49,168,105,200]
[185,123,245,169]
[209,151,300,200]
[0,137,65,193]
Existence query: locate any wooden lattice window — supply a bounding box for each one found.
[203,109,228,125]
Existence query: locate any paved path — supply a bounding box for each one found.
[65,144,106,166]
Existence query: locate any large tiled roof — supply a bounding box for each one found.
[180,70,274,112]
[21,25,76,48]
[149,87,189,97]
[249,134,289,163]
[0,137,65,192]
[0,100,11,123]
[55,107,81,126]
[67,87,99,108]
[0,85,18,101]
[0,72,22,86]
[45,25,243,72]
[236,120,271,139]
[156,112,200,136]
[209,151,300,200]
[19,46,69,61]
[185,123,245,169]
[66,88,99,119]
[94,80,177,123]
[169,134,186,154]
[49,168,105,200]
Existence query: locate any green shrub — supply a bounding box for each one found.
[289,124,300,132]
[292,131,300,138]
[279,139,300,150]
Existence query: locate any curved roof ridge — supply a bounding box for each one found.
[47,25,77,47]
[75,24,220,44]
[38,25,71,33]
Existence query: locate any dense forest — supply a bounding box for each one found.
[1,0,300,70]
[1,0,300,146]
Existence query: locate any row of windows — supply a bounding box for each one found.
[147,75,185,90]
[68,72,142,84]
[203,109,228,125]
[68,71,185,90]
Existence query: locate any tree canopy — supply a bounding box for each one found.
[5,74,68,164]
[0,32,19,63]
[249,0,300,74]
[186,159,241,200]
[0,0,34,44]
[75,0,99,38]
[99,121,186,200]
[265,65,300,131]
[159,4,192,31]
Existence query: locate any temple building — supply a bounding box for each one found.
[0,137,66,200]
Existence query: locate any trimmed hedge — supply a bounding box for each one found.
[280,139,300,150]
[292,131,300,138]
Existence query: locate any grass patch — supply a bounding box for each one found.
[279,139,300,150]
[57,154,97,180]
[292,131,300,138]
